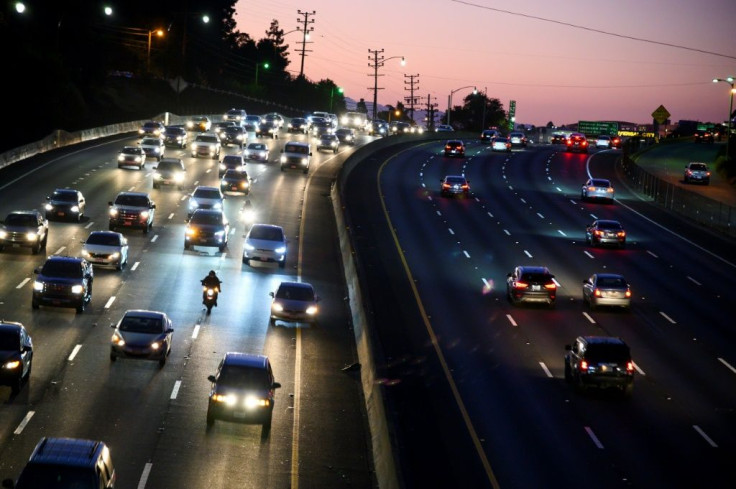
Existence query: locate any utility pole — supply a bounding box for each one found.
[368,48,385,121]
[295,10,315,78]
[425,93,438,131]
[404,74,420,123]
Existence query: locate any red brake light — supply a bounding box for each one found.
[625,289,632,298]
[514,281,528,289]
[617,231,626,237]
[544,283,556,290]
[580,360,588,371]
[594,288,602,297]
[626,361,635,372]
[442,183,450,189]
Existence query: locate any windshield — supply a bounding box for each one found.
[285,145,308,154]
[157,162,181,171]
[596,277,627,288]
[86,233,120,246]
[276,285,314,301]
[193,189,221,200]
[249,226,283,241]
[191,212,224,225]
[223,170,247,180]
[115,195,149,207]
[247,144,266,150]
[222,156,243,165]
[218,365,269,389]
[165,127,184,135]
[15,464,97,489]
[690,163,707,171]
[41,260,82,278]
[119,315,164,334]
[5,214,37,226]
[0,330,20,351]
[196,136,218,143]
[52,191,77,202]
[141,138,159,145]
[121,147,140,155]
[585,344,630,363]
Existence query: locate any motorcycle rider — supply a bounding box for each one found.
[201,270,222,306]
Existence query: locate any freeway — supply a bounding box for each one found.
[343,140,736,488]
[0,127,374,488]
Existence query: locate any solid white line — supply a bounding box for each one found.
[659,311,677,324]
[503,229,510,235]
[647,250,659,258]
[693,425,718,448]
[168,213,175,220]
[68,344,82,361]
[557,230,567,236]
[687,276,702,286]
[717,357,736,375]
[84,221,94,229]
[632,361,645,376]
[463,250,470,258]
[137,462,153,489]
[448,228,455,235]
[537,213,545,219]
[131,261,140,271]
[54,246,66,255]
[16,278,30,289]
[506,314,518,327]
[584,250,595,259]
[556,187,563,192]
[523,250,532,258]
[14,411,35,435]
[151,235,159,242]
[104,296,116,309]
[170,380,181,400]
[582,312,595,324]
[539,362,553,378]
[585,426,605,449]
[427,196,433,201]
[192,324,200,339]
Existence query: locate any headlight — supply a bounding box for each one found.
[153,172,162,180]
[260,151,267,157]
[245,396,269,409]
[117,154,125,161]
[71,284,84,294]
[3,360,21,370]
[45,203,53,211]
[306,305,318,315]
[150,341,161,350]
[280,155,287,163]
[174,173,184,183]
[213,393,237,406]
[140,211,150,219]
[0,230,6,239]
[33,281,43,291]
[275,246,286,254]
[112,332,125,346]
[71,205,80,212]
[153,147,160,153]
[186,227,196,236]
[240,181,249,188]
[26,232,38,241]
[237,135,244,140]
[189,200,199,210]
[109,208,118,217]
[271,302,284,312]
[81,249,90,257]
[192,143,199,149]
[301,157,308,165]
[187,122,194,128]
[135,156,142,163]
[214,230,225,237]
[110,252,120,259]
[138,129,145,135]
[213,202,222,210]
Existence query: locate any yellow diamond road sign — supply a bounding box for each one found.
[652,105,670,124]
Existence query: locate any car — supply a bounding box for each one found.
[108,191,156,233]
[242,223,287,268]
[220,168,251,195]
[0,210,48,255]
[693,129,714,143]
[45,188,86,222]
[439,175,470,198]
[392,122,412,134]
[110,309,174,367]
[187,185,224,218]
[244,142,270,162]
[223,108,247,125]
[280,141,312,173]
[32,255,93,313]
[81,230,128,270]
[582,273,632,310]
[585,219,626,248]
[0,321,33,395]
[368,120,389,136]
[186,115,212,132]
[221,125,246,148]
[340,112,366,130]
[269,281,319,325]
[185,209,230,252]
[3,437,116,489]
[206,352,281,430]
[152,158,186,190]
[491,137,511,152]
[335,127,356,145]
[243,114,262,132]
[139,137,165,161]
[317,134,340,153]
[287,117,309,134]
[683,162,711,184]
[308,111,330,124]
[564,336,635,398]
[310,120,334,137]
[263,113,284,129]
[610,135,622,149]
[550,133,566,144]
[212,121,236,138]
[117,145,146,169]
[595,135,612,148]
[190,133,221,159]
[480,129,501,143]
[255,120,280,139]
[138,121,164,138]
[435,124,454,132]
[506,266,556,308]
[218,154,247,177]
[444,140,465,157]
[581,178,615,203]
[409,125,425,134]
[163,125,188,148]
[508,131,527,147]
[565,132,589,153]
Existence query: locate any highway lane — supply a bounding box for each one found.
[344,139,735,488]
[0,128,374,488]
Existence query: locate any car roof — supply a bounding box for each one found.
[116,191,149,197]
[0,321,24,333]
[191,209,223,218]
[45,255,84,263]
[594,273,626,280]
[517,265,550,274]
[595,219,622,226]
[223,169,246,177]
[88,230,121,237]
[578,336,628,347]
[193,185,220,192]
[223,352,269,369]
[277,281,314,291]
[122,309,167,320]
[589,178,611,185]
[28,437,106,468]
[251,223,284,232]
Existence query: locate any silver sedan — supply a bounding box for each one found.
[582,273,631,310]
[581,178,614,203]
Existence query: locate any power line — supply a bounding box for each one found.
[295,10,315,77]
[404,74,420,121]
[368,49,385,120]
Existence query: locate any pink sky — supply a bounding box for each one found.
[235,0,736,126]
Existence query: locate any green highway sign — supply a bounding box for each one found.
[578,121,619,136]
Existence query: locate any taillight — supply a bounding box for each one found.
[594,288,602,297]
[626,361,634,372]
[617,231,626,237]
[544,283,556,290]
[442,183,450,189]
[582,141,588,147]
[625,289,632,298]
[579,360,588,371]
[461,184,469,190]
[566,139,572,146]
[514,281,528,289]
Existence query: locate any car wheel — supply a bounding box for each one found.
[242,256,249,265]
[159,356,166,368]
[10,375,23,395]
[76,301,85,314]
[110,352,117,362]
[184,241,190,250]
[144,222,151,234]
[269,317,276,326]
[31,299,39,310]
[109,224,115,231]
[153,183,159,189]
[32,241,41,255]
[206,410,215,427]
[116,259,124,271]
[262,415,272,434]
[218,244,226,252]
[589,299,596,311]
[280,166,285,172]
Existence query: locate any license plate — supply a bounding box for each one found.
[532,285,541,291]
[233,410,247,418]
[124,222,132,226]
[58,212,65,216]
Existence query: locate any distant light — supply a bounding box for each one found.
[202,15,210,23]
[103,6,113,16]
[305,32,311,40]
[400,57,406,66]
[15,2,26,14]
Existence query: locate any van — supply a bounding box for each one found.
[280,142,312,174]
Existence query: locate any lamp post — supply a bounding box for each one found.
[255,62,269,86]
[447,85,476,127]
[147,28,164,73]
[368,49,406,120]
[480,86,488,130]
[330,86,343,112]
[713,76,736,161]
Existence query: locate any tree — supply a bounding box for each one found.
[356,99,368,114]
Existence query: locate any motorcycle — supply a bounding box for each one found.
[201,283,220,314]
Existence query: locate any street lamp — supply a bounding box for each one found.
[368,49,406,120]
[713,76,736,161]
[147,28,164,73]
[447,85,477,127]
[255,62,269,86]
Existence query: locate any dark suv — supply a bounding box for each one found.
[564,336,635,398]
[444,140,465,157]
[2,437,116,489]
[0,210,49,255]
[207,352,281,432]
[108,192,156,233]
[506,266,557,307]
[0,321,33,395]
[32,256,93,313]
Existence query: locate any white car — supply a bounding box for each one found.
[139,137,165,161]
[491,137,511,152]
[595,135,612,148]
[244,142,270,162]
[269,281,319,325]
[187,186,224,218]
[242,223,287,268]
[81,231,128,270]
[190,133,221,159]
[581,178,615,203]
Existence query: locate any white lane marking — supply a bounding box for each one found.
[506,314,518,327]
[128,186,136,192]
[131,261,140,271]
[552,278,561,287]
[168,213,175,220]
[556,187,563,192]
[487,211,494,218]
[16,278,30,289]
[192,324,200,339]
[14,411,35,435]
[428,196,433,201]
[585,426,605,449]
[520,198,527,204]
[436,210,442,216]
[448,228,455,235]
[170,380,182,400]
[659,311,677,324]
[205,168,212,173]
[693,425,718,448]
[104,296,116,309]
[647,250,659,258]
[503,229,510,235]
[717,357,736,375]
[584,250,595,259]
[687,276,702,286]
[539,362,553,378]
[482,278,490,288]
[68,344,82,361]
[54,246,66,255]
[475,197,480,202]
[632,361,645,376]
[180,195,188,201]
[151,235,159,242]
[137,462,153,489]
[537,213,545,219]
[84,221,94,229]
[194,180,200,186]
[463,250,470,258]
[590,214,598,219]
[557,230,567,236]
[421,182,426,188]
[570,199,577,205]
[523,250,532,258]
[582,312,595,324]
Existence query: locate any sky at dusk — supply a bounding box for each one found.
[235,0,736,126]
